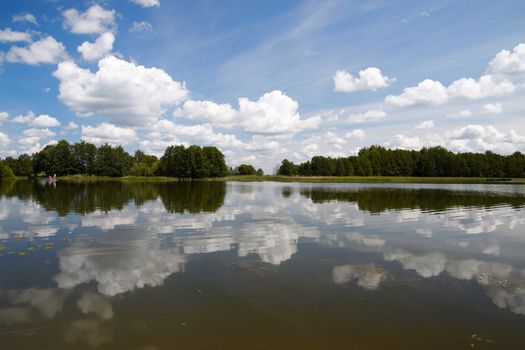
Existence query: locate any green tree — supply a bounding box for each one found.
[203,146,228,177]
[235,164,257,175]
[93,144,132,177]
[131,150,158,176]
[74,141,97,175]
[0,161,15,180]
[277,159,297,176]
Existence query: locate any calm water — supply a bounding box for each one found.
[1,180,525,349]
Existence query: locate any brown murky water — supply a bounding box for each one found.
[0,180,524,349]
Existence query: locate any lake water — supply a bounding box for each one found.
[1,180,525,349]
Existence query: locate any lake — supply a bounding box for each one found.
[0,180,524,349]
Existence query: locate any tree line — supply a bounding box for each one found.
[277,146,525,178]
[0,140,230,179]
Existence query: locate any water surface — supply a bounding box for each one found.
[1,180,524,349]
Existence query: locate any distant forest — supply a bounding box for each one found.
[277,146,525,178]
[2,142,525,180]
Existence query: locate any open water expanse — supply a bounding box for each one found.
[0,180,524,349]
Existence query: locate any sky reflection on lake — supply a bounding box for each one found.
[0,180,524,349]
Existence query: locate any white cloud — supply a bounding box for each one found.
[386,43,524,107]
[176,90,321,135]
[239,91,320,134]
[130,0,160,8]
[141,119,244,155]
[488,43,525,75]
[177,100,237,127]
[31,114,61,128]
[18,128,56,153]
[415,120,434,129]
[77,32,115,62]
[0,28,31,43]
[386,75,515,107]
[423,125,525,154]
[81,123,138,146]
[345,129,365,140]
[387,134,423,150]
[447,75,515,99]
[12,13,38,25]
[334,67,393,93]
[0,111,8,124]
[130,21,153,33]
[385,79,448,106]
[62,5,116,35]
[21,128,55,139]
[483,102,502,114]
[53,56,188,126]
[12,111,35,124]
[64,121,79,130]
[6,36,68,65]
[448,109,473,118]
[347,109,386,123]
[0,132,10,149]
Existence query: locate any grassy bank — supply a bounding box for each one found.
[53,174,525,184]
[224,175,525,184]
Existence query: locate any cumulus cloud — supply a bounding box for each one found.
[130,21,153,33]
[442,124,525,154]
[345,129,365,140]
[415,120,434,129]
[386,79,448,106]
[131,0,160,8]
[447,109,473,118]
[488,43,525,75]
[0,28,32,43]
[141,119,244,155]
[177,100,237,127]
[18,128,56,153]
[6,36,68,65]
[387,43,525,107]
[387,134,423,150]
[347,109,386,123]
[176,90,321,135]
[398,124,525,154]
[333,67,393,93]
[77,32,115,62]
[0,111,8,124]
[12,13,38,25]
[62,5,116,35]
[386,76,515,107]
[11,111,35,124]
[447,75,515,99]
[53,56,188,125]
[64,121,79,130]
[0,131,11,149]
[31,114,61,128]
[483,102,502,114]
[11,112,60,128]
[81,123,138,146]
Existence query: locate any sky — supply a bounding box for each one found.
[0,0,524,172]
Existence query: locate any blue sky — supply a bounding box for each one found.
[1,0,524,171]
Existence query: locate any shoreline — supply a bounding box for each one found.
[26,175,525,184]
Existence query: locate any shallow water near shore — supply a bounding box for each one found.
[1,179,525,349]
